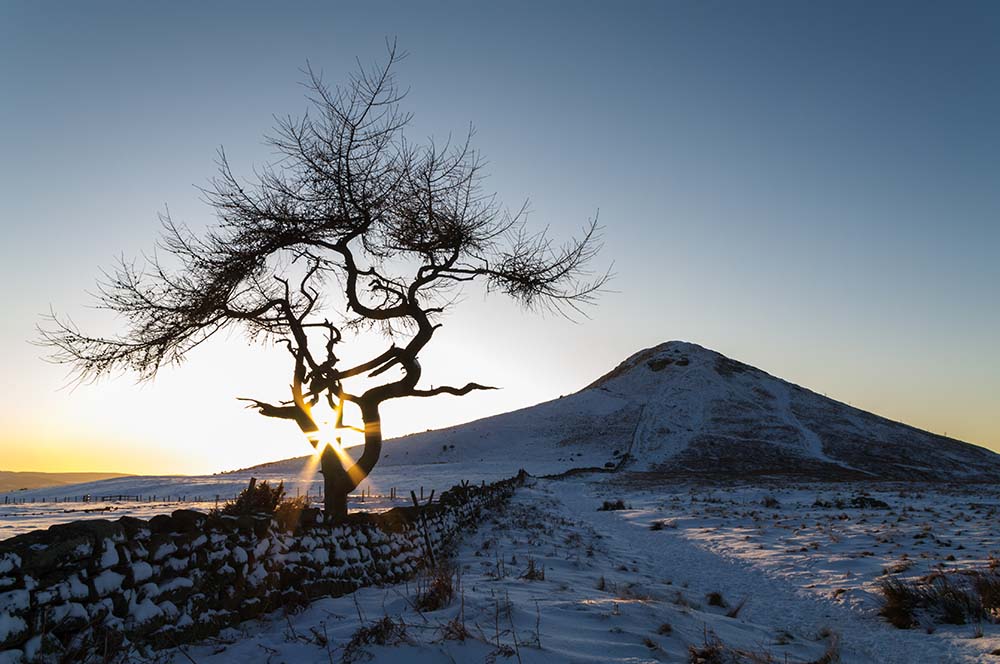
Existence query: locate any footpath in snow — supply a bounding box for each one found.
[155,476,997,664]
[568,477,995,663]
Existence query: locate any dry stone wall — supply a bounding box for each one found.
[0,473,523,662]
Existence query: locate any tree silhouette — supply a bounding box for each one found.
[39,45,608,520]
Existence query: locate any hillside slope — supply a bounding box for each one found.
[252,341,1000,482]
[0,471,132,493]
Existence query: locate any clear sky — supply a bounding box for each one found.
[2,1,998,474]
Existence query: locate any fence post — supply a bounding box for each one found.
[410,490,437,567]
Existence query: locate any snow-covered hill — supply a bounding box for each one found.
[253,341,1000,482]
[0,471,131,493]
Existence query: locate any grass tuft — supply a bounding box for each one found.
[520,557,546,581]
[598,499,627,511]
[877,570,1000,628]
[342,616,407,663]
[415,565,456,612]
[706,591,728,608]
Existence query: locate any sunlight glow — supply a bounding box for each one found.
[330,442,367,486]
[294,449,321,498]
[295,398,369,487]
[305,400,366,450]
[308,422,365,449]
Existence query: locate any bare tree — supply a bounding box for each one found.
[39,44,608,521]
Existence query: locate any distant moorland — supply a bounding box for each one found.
[0,470,132,493]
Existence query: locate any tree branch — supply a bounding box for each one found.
[406,382,498,398]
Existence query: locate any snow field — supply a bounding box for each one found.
[160,476,1000,663]
[166,480,841,663]
[595,477,1000,661]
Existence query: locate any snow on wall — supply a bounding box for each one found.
[0,474,522,661]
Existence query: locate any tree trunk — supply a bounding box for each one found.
[319,401,383,522]
[320,445,350,521]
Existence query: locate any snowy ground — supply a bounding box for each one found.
[160,478,836,664]
[590,475,1000,662]
[110,475,995,663]
[0,461,521,540]
[4,469,999,661]
[602,477,1000,617]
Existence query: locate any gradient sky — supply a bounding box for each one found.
[2,1,998,474]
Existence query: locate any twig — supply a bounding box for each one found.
[285,613,303,642]
[175,646,200,664]
[534,599,542,648]
[506,591,523,664]
[353,591,366,624]
[322,622,334,664]
[388,585,430,623]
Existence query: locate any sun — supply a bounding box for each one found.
[305,399,366,450]
[293,395,369,490]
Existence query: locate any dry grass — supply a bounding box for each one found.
[706,591,728,608]
[808,633,841,664]
[520,557,546,581]
[725,596,748,619]
[439,615,471,642]
[342,616,408,663]
[414,565,457,612]
[274,495,310,529]
[878,570,1000,628]
[649,519,677,531]
[439,587,470,643]
[688,629,840,664]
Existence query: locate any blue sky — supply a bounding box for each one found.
[1,1,997,472]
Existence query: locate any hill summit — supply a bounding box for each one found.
[580,341,999,480]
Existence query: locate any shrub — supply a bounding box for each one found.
[598,499,627,511]
[274,494,311,529]
[220,478,286,516]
